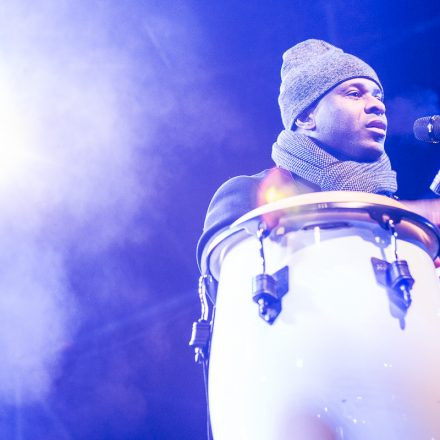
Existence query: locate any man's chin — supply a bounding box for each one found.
[355,141,385,162]
[319,140,385,162]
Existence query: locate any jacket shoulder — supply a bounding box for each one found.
[197,168,293,268]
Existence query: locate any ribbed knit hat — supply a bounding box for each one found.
[279,39,383,130]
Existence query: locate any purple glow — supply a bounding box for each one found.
[0,1,437,438]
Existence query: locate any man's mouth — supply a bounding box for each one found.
[366,119,387,138]
[366,119,387,132]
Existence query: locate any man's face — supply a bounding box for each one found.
[306,78,387,162]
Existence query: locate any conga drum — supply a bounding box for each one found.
[201,192,440,440]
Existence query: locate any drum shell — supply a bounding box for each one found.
[208,221,440,440]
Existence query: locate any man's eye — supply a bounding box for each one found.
[347,90,361,97]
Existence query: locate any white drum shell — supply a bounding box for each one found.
[208,217,440,439]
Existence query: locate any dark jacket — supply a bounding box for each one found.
[197,167,315,269]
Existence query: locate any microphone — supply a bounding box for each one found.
[413,116,440,195]
[415,116,440,194]
[431,170,440,195]
[413,115,440,143]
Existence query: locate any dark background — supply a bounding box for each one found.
[0,1,439,439]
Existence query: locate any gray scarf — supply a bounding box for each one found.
[271,130,397,195]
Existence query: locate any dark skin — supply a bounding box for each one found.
[295,78,386,162]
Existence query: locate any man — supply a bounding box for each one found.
[193,40,440,440]
[197,39,438,267]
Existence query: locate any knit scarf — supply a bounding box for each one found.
[271,130,397,195]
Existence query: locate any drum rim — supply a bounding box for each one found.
[201,193,440,279]
[232,191,407,226]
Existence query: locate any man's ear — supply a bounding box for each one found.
[294,108,316,130]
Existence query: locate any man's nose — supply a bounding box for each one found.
[366,95,386,115]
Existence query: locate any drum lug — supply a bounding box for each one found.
[189,275,215,363]
[189,320,212,363]
[252,266,289,324]
[371,257,415,316]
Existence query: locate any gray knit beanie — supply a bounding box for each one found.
[279,39,383,130]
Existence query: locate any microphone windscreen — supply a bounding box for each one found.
[413,115,440,142]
